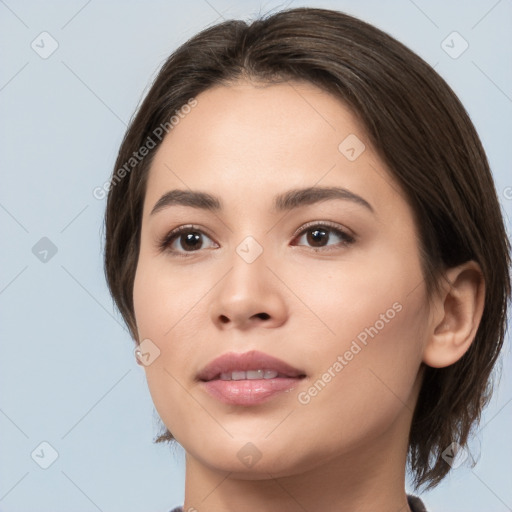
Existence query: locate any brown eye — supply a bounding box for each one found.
[159,226,218,257]
[306,228,330,247]
[292,223,354,250]
[175,231,203,251]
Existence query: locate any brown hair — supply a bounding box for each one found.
[104,7,511,490]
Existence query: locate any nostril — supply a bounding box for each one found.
[218,312,270,324]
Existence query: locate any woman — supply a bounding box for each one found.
[103,7,510,512]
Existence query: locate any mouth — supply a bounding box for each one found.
[197,350,306,406]
[215,369,291,380]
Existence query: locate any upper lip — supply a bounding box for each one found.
[197,350,306,381]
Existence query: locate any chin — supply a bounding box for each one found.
[182,431,334,479]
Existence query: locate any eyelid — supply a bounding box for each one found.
[167,223,214,239]
[157,224,218,252]
[292,220,355,240]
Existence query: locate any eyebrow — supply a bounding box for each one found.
[150,186,374,216]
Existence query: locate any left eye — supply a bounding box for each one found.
[292,224,354,250]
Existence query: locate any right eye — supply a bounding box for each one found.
[159,225,218,257]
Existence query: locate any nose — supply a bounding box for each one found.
[209,245,288,331]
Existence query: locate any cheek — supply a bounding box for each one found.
[132,253,217,437]
[133,250,209,342]
[289,249,427,428]
[288,242,425,355]
[294,276,428,451]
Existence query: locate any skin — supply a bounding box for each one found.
[132,80,485,512]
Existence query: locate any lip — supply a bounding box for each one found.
[197,350,306,406]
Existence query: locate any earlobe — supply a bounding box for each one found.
[134,330,144,366]
[422,261,485,369]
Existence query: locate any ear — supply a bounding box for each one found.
[422,261,485,368]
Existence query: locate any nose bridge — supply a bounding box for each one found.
[209,232,287,329]
[224,233,270,302]
[235,234,266,266]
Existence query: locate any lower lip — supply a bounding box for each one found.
[202,378,302,405]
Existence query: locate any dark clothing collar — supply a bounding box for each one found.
[170,495,428,512]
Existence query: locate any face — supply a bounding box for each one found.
[133,80,430,478]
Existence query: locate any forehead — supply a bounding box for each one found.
[143,80,405,220]
[160,80,363,162]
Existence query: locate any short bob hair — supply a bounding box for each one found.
[104,7,511,490]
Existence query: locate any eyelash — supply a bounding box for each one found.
[158,221,355,258]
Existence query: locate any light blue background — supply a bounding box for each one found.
[1,1,511,511]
